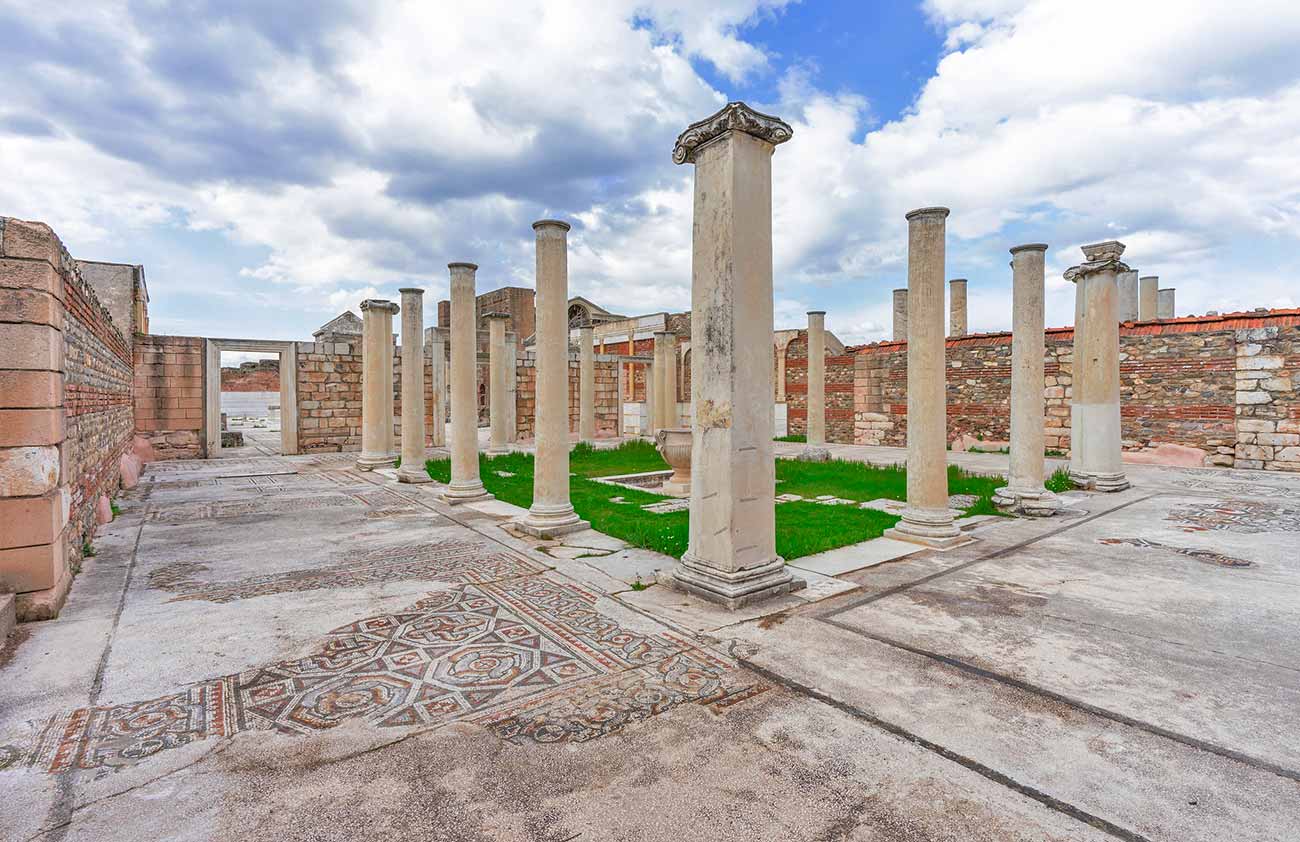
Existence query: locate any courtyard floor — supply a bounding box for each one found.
[1,443,1297,841]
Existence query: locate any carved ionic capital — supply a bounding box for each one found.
[360,298,399,314]
[672,101,793,165]
[1066,240,1130,282]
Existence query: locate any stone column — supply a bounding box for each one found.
[517,220,587,537]
[654,331,678,428]
[579,323,595,442]
[949,279,967,336]
[357,298,399,471]
[1067,242,1131,492]
[995,245,1061,516]
[397,288,431,483]
[1138,275,1159,321]
[643,359,656,437]
[884,208,968,549]
[1158,288,1175,319]
[1117,270,1139,321]
[442,263,491,503]
[486,313,510,454]
[802,311,829,460]
[427,326,447,447]
[663,101,800,608]
[892,288,908,341]
[505,331,518,443]
[775,338,790,402]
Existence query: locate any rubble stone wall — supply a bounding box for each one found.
[514,355,620,441]
[782,334,855,442]
[1234,325,1300,471]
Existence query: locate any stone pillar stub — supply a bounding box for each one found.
[486,313,510,454]
[884,208,970,549]
[892,288,908,342]
[1158,288,1175,319]
[579,324,596,442]
[1067,241,1131,492]
[949,279,967,337]
[801,310,829,460]
[1138,275,1159,321]
[995,245,1060,516]
[662,101,801,608]
[442,263,492,504]
[1117,270,1139,322]
[517,220,587,538]
[357,298,399,471]
[397,288,431,483]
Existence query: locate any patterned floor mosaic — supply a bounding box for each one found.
[1098,538,1254,568]
[0,578,763,774]
[142,488,422,523]
[1166,499,1300,533]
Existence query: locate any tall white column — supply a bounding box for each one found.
[654,331,678,428]
[663,101,800,608]
[505,331,518,443]
[517,220,587,537]
[949,279,968,336]
[442,263,491,503]
[802,310,829,461]
[486,313,510,454]
[644,359,656,438]
[995,245,1060,515]
[884,208,969,549]
[579,323,596,442]
[1138,275,1159,321]
[1158,288,1176,319]
[427,326,447,447]
[1067,241,1131,492]
[892,288,908,341]
[1117,270,1139,322]
[397,288,431,483]
[356,299,399,471]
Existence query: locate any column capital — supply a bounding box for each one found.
[532,219,570,235]
[806,310,826,317]
[359,298,399,314]
[905,206,950,222]
[1066,240,1129,282]
[949,278,968,285]
[1009,243,1048,255]
[397,287,425,296]
[1140,274,1159,283]
[483,311,511,321]
[672,101,793,165]
[447,261,478,273]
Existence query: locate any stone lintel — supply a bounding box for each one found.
[672,101,792,165]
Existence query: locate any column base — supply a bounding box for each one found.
[884,506,974,550]
[797,446,831,462]
[356,452,398,471]
[660,478,690,497]
[993,484,1062,517]
[514,503,588,539]
[396,467,432,484]
[659,554,805,611]
[486,445,509,455]
[441,480,493,505]
[1069,469,1130,492]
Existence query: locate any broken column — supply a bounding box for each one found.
[803,310,829,460]
[1138,275,1159,320]
[1158,287,1176,319]
[892,288,908,341]
[949,279,967,336]
[1067,242,1131,492]
[662,101,800,607]
[579,322,596,442]
[486,313,510,455]
[654,331,678,429]
[995,245,1061,516]
[397,288,431,483]
[356,298,399,471]
[441,263,491,503]
[1117,270,1139,321]
[517,220,587,537]
[883,208,968,549]
[427,326,447,447]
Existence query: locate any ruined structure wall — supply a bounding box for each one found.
[295,338,363,453]
[1235,324,1300,471]
[782,334,855,441]
[133,334,205,459]
[515,356,619,441]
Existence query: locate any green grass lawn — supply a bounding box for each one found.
[427,440,1007,561]
[774,433,806,442]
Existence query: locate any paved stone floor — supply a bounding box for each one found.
[1,445,1296,841]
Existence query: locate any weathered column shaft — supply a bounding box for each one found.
[805,311,826,446]
[1138,275,1159,321]
[442,263,491,503]
[579,324,595,441]
[949,279,967,336]
[1068,242,1130,492]
[884,208,967,548]
[654,331,678,428]
[357,299,399,471]
[428,327,447,447]
[892,288,908,342]
[397,289,431,483]
[518,220,586,537]
[995,245,1060,515]
[487,314,510,454]
[1117,270,1139,322]
[664,101,799,608]
[1158,288,1175,319]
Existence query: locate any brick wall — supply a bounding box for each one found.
[783,333,855,441]
[514,354,620,441]
[133,335,205,459]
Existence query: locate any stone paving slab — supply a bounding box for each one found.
[787,537,923,577]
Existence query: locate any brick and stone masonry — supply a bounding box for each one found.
[134,335,204,459]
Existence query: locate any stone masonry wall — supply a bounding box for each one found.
[783,334,854,441]
[514,355,620,441]
[1234,324,1300,471]
[133,334,205,459]
[296,338,363,453]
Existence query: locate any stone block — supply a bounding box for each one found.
[0,288,62,327]
[1235,443,1273,461]
[0,370,61,409]
[1236,391,1273,405]
[1261,377,1294,392]
[0,492,66,549]
[0,408,65,446]
[1275,446,1300,462]
[1237,419,1276,433]
[1258,433,1300,446]
[119,452,142,488]
[0,219,60,264]
[0,323,63,370]
[0,258,62,298]
[1238,355,1283,371]
[0,446,60,496]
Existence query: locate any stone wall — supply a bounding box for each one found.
[1234,324,1300,471]
[782,334,855,441]
[296,338,363,453]
[514,354,620,441]
[133,334,205,459]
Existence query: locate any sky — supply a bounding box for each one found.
[3,0,1299,347]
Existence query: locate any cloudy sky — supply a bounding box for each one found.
[4,0,1299,345]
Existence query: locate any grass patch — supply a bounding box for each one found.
[774,458,1007,516]
[110,502,121,520]
[81,540,96,558]
[1045,466,1073,494]
[774,434,806,443]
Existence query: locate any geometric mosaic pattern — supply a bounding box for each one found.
[1165,499,1300,533]
[1,578,764,774]
[1169,478,1300,500]
[1097,537,1254,568]
[147,540,548,603]
[141,488,421,523]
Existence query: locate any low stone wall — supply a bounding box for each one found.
[134,334,205,459]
